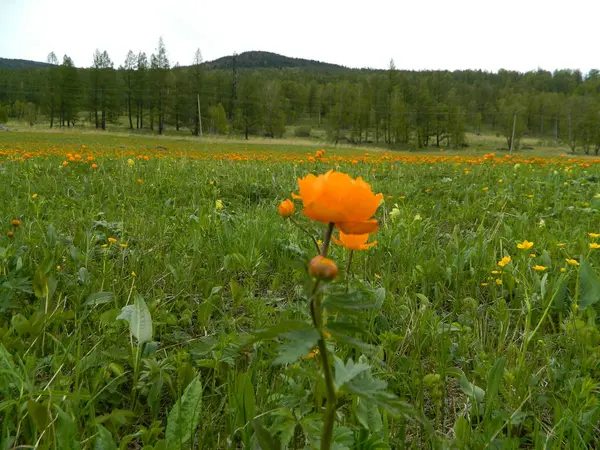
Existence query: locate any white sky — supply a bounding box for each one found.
[0,0,598,73]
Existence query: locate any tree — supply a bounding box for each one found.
[134,52,148,129]
[496,94,526,150]
[234,72,262,139]
[190,48,204,136]
[208,103,227,134]
[261,80,286,138]
[122,50,136,129]
[150,37,170,134]
[58,55,79,127]
[44,52,60,128]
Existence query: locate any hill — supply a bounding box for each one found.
[202,51,350,72]
[0,57,52,70]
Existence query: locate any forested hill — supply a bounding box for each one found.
[201,51,350,72]
[0,58,52,70]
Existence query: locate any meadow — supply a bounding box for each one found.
[1,131,600,449]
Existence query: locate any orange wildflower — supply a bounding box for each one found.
[91,163,98,169]
[295,170,382,234]
[278,199,295,218]
[11,219,21,228]
[333,231,377,251]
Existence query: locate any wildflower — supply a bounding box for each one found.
[375,273,382,279]
[87,156,94,161]
[81,145,87,149]
[590,243,600,249]
[62,161,69,167]
[131,271,137,277]
[527,194,534,199]
[425,189,431,194]
[482,187,489,191]
[295,170,382,234]
[532,265,547,271]
[91,163,98,169]
[137,179,142,184]
[108,237,118,244]
[517,240,533,250]
[303,348,319,359]
[11,219,21,228]
[57,265,62,271]
[215,200,224,210]
[498,179,503,183]
[538,219,546,228]
[399,195,406,200]
[308,256,338,281]
[529,253,536,258]
[32,193,38,199]
[491,270,501,275]
[588,233,600,238]
[387,195,393,200]
[333,231,377,251]
[560,267,566,273]
[7,231,14,238]
[556,243,565,247]
[495,278,503,285]
[278,199,295,218]
[566,258,579,266]
[127,159,135,168]
[389,207,401,220]
[101,244,108,248]
[513,163,521,170]
[498,256,511,267]
[481,282,488,286]
[414,213,422,221]
[119,243,128,248]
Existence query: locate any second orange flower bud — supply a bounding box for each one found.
[278,199,295,218]
[309,256,338,281]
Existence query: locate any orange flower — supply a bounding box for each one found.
[7,231,14,238]
[308,255,338,281]
[62,161,69,167]
[11,219,21,228]
[333,231,377,251]
[278,199,295,218]
[296,170,382,234]
[91,163,98,169]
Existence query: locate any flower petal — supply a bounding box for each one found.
[336,220,379,235]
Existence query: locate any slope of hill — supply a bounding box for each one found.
[0,58,52,70]
[202,51,350,72]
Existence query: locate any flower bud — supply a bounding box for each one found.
[278,199,295,218]
[309,256,338,281]
[11,219,21,228]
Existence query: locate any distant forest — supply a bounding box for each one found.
[2,39,600,153]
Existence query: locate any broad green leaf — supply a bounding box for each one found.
[233,372,256,433]
[11,314,30,336]
[273,328,320,365]
[78,267,90,285]
[484,357,505,419]
[94,424,117,450]
[33,268,48,299]
[323,289,377,313]
[117,295,153,344]
[55,406,79,450]
[355,397,383,432]
[334,356,370,388]
[453,416,471,449]
[252,419,280,450]
[84,292,114,307]
[27,400,49,430]
[578,260,600,310]
[166,376,203,449]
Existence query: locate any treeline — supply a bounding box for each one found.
[2,39,600,153]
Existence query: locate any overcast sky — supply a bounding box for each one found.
[1,0,598,73]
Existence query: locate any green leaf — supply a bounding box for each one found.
[27,400,49,430]
[484,357,505,419]
[84,292,114,307]
[0,344,20,389]
[233,372,256,432]
[54,406,79,450]
[33,268,48,299]
[323,289,377,313]
[252,419,281,450]
[334,356,370,388]
[578,260,600,310]
[166,376,203,449]
[273,328,320,365]
[355,397,383,432]
[78,267,90,285]
[117,295,153,344]
[11,313,30,336]
[94,424,117,450]
[246,320,310,346]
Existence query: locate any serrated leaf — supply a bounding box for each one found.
[274,328,320,365]
[166,376,203,449]
[84,292,114,307]
[334,356,370,388]
[94,424,117,450]
[117,295,153,344]
[323,289,377,313]
[578,260,600,310]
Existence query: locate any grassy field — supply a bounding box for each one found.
[1,131,600,449]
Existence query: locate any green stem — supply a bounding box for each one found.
[321,222,335,257]
[290,217,321,254]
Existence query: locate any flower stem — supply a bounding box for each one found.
[321,222,335,257]
[310,286,337,450]
[290,216,321,254]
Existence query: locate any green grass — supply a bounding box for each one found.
[1,131,600,449]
